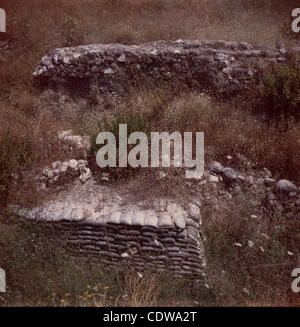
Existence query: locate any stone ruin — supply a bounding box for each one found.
[33,39,300,95]
[13,40,300,282]
[13,180,206,281]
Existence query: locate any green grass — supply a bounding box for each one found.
[0,211,213,307]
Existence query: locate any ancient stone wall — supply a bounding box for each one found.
[27,40,300,281]
[33,40,300,95]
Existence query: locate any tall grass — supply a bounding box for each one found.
[202,192,299,306]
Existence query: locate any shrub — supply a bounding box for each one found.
[90,112,152,152]
[261,56,300,121]
[89,112,152,181]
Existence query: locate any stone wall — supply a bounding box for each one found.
[13,181,206,281]
[33,40,300,95]
[28,40,300,281]
[53,220,205,280]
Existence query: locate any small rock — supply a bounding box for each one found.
[53,169,60,176]
[117,54,126,62]
[279,48,286,55]
[60,162,69,173]
[215,53,227,61]
[208,175,219,183]
[103,67,114,74]
[222,167,237,184]
[275,179,297,193]
[159,171,167,179]
[210,161,224,175]
[42,167,49,176]
[69,159,78,170]
[51,161,62,170]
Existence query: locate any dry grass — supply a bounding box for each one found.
[2,0,298,47]
[89,87,300,184]
[1,0,300,307]
[202,190,300,306]
[121,270,160,306]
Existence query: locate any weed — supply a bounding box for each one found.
[261,55,300,121]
